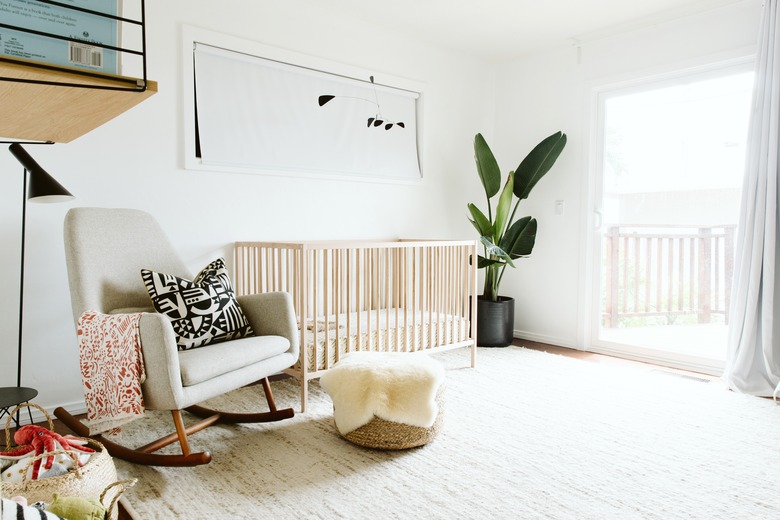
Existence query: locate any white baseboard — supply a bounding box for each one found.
[512,330,580,350]
[12,400,87,426]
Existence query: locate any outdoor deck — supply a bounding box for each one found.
[599,224,733,363]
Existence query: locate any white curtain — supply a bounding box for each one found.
[723,0,780,397]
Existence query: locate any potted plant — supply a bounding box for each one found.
[468,131,567,346]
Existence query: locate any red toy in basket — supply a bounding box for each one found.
[0,425,95,479]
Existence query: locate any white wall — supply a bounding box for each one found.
[0,0,764,415]
[0,0,495,414]
[491,0,762,349]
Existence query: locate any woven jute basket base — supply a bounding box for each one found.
[3,404,122,520]
[343,389,444,450]
[3,440,121,520]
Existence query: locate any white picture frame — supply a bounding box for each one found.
[182,25,425,184]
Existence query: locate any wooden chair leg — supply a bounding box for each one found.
[53,377,294,467]
[172,410,191,456]
[135,409,219,455]
[53,407,212,467]
[262,377,278,412]
[186,377,294,424]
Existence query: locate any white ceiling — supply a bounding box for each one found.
[306,0,746,61]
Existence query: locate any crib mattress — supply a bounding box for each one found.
[300,309,469,372]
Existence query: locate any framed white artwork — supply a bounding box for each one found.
[182,26,424,183]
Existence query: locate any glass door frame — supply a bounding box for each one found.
[582,57,754,376]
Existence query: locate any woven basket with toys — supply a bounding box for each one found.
[0,404,134,520]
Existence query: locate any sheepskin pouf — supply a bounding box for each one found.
[319,352,445,450]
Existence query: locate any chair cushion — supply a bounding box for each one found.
[178,334,290,387]
[141,258,254,350]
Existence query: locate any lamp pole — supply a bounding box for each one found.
[17,166,28,387]
[0,143,71,427]
[6,142,73,388]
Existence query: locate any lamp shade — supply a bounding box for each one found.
[9,143,74,202]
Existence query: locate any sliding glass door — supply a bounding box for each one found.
[590,63,753,373]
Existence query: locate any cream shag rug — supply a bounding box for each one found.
[115,347,780,519]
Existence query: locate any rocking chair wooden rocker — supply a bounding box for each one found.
[54,207,298,467]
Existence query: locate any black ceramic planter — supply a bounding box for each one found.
[476,295,515,347]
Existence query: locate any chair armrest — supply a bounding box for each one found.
[137,313,186,410]
[237,292,299,361]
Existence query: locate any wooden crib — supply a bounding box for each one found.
[234,240,479,411]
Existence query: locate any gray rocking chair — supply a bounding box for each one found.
[54,207,298,467]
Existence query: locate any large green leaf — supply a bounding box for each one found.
[474,133,501,199]
[471,255,504,269]
[514,131,567,200]
[479,236,515,269]
[493,173,514,242]
[467,204,493,237]
[499,216,538,258]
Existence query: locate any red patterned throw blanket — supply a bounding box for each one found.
[78,311,146,435]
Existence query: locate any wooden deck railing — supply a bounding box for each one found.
[603,225,735,328]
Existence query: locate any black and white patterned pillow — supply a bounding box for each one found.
[141,258,254,350]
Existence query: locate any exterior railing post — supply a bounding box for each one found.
[605,226,619,328]
[697,227,712,324]
[724,226,735,325]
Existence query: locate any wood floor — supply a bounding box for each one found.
[516,339,718,380]
[24,340,713,519]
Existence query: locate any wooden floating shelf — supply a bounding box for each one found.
[0,57,157,143]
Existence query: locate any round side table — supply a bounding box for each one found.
[0,386,38,428]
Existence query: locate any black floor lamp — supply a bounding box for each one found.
[8,143,74,388]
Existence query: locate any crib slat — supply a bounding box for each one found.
[401,247,408,352]
[310,249,316,370]
[447,246,454,344]
[374,247,378,350]
[460,245,467,342]
[412,246,418,352]
[375,247,380,351]
[471,240,478,367]
[447,246,453,343]
[357,250,362,351]
[347,250,352,354]
[323,249,330,370]
[299,245,309,411]
[334,249,341,364]
[454,246,460,342]
[427,246,433,351]
[368,248,373,349]
[385,248,391,352]
[431,248,441,346]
